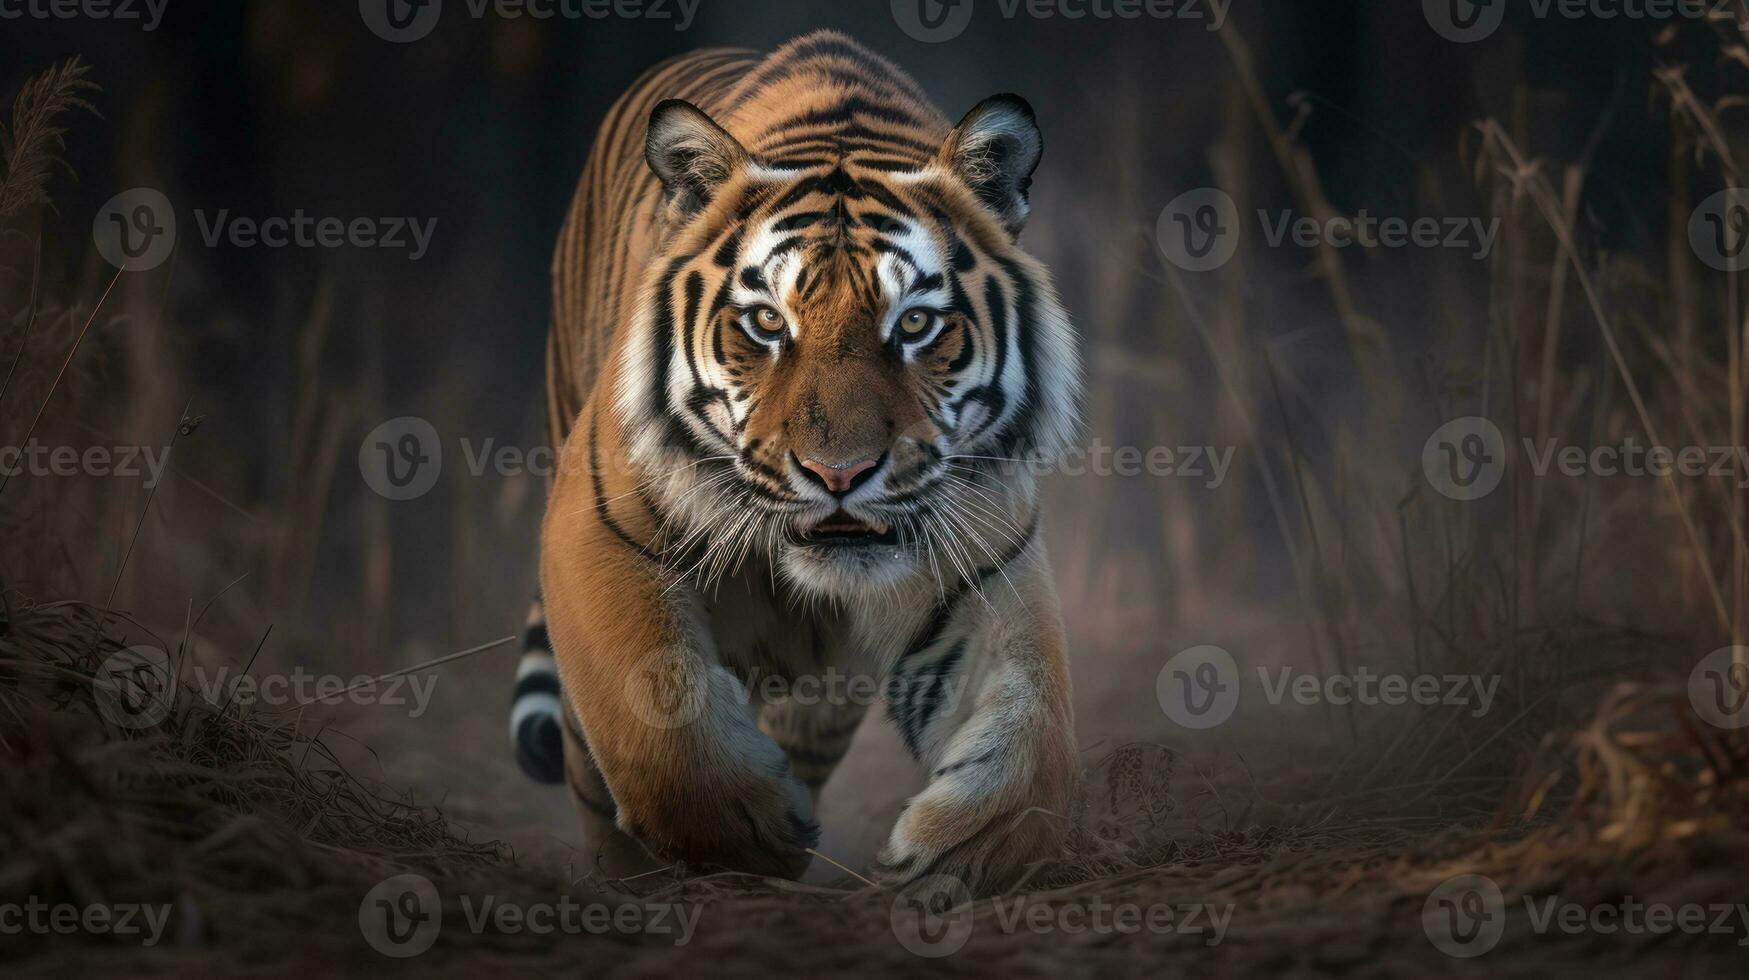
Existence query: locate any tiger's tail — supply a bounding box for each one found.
[509,599,565,784]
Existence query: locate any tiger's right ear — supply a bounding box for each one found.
[646,100,750,216]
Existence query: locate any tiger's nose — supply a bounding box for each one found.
[795,453,883,496]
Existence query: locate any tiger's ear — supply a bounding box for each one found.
[646,99,750,216]
[940,94,1043,237]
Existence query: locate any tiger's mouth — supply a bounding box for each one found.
[796,511,899,547]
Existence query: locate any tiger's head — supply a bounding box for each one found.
[617,94,1080,599]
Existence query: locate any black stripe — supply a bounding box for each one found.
[934,749,997,779]
[524,621,550,651]
[777,744,849,768]
[589,402,653,554]
[512,670,560,702]
[889,641,965,758]
[989,257,1043,456]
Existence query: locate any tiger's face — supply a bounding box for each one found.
[619,96,1079,599]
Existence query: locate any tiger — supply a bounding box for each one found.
[508,30,1082,896]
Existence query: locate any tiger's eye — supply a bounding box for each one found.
[899,308,933,336]
[752,306,786,337]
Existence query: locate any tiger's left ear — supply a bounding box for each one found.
[940,94,1043,237]
[646,99,751,217]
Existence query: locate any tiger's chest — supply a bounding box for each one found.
[702,565,915,700]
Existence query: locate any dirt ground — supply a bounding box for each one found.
[6,590,1745,978]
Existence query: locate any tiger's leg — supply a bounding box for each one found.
[757,691,870,806]
[540,406,818,879]
[558,705,665,878]
[871,565,1079,896]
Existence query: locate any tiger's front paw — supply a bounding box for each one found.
[870,803,1062,897]
[615,761,819,880]
[871,732,1077,896]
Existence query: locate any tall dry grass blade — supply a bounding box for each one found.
[1478,121,1735,632]
[1215,24,1396,418]
[0,263,124,501]
[0,232,41,414]
[89,399,199,653]
[0,58,99,222]
[1264,348,1353,743]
